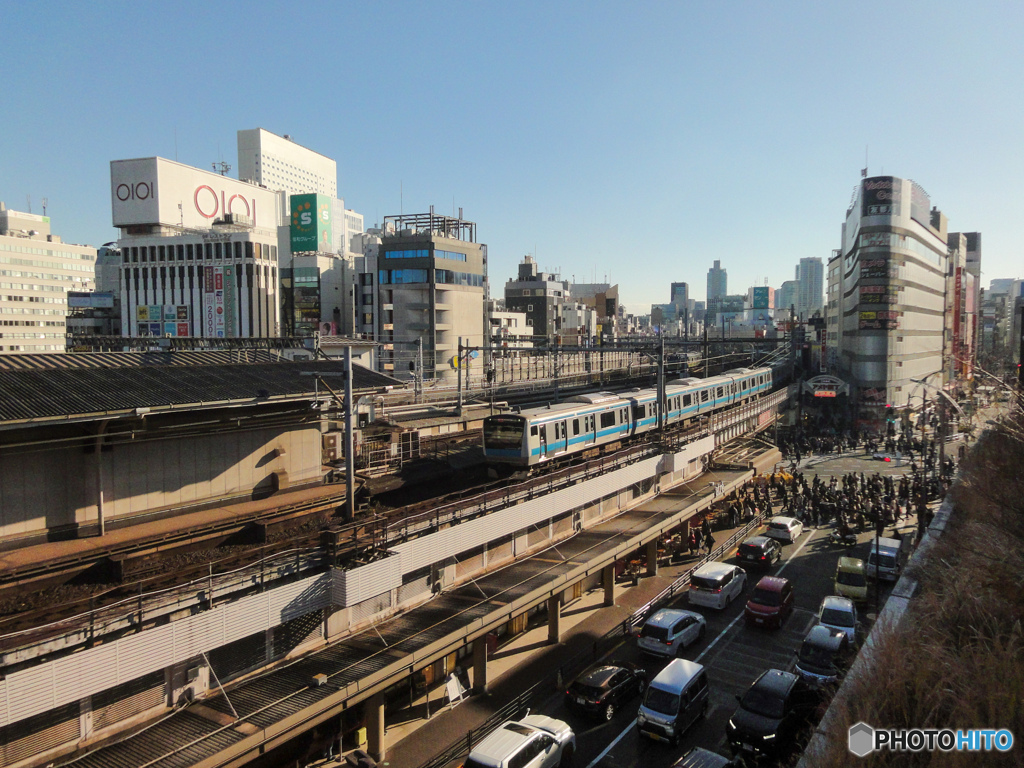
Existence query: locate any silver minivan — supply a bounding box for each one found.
[637,609,707,658]
[636,659,710,745]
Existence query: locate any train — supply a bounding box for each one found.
[482,364,785,468]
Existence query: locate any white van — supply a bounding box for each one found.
[636,658,710,745]
[866,536,907,581]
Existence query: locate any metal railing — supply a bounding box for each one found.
[414,510,772,768]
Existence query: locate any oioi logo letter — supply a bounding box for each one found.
[849,722,875,757]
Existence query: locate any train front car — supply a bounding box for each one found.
[482,413,530,467]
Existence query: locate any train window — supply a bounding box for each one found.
[717,386,724,398]
[742,380,747,390]
[530,425,538,435]
[572,419,580,436]
[684,394,692,406]
[600,412,616,428]
[632,404,645,421]
[701,390,708,403]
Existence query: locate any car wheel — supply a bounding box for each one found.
[559,744,574,768]
[603,702,615,721]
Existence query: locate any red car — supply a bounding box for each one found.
[744,576,794,629]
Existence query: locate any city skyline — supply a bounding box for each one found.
[2,3,1022,314]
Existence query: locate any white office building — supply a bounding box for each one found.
[237,128,338,208]
[830,175,948,422]
[0,203,96,353]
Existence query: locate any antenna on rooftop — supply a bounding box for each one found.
[212,161,231,176]
[42,198,48,216]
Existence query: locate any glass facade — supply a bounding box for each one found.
[385,247,467,262]
[281,267,321,336]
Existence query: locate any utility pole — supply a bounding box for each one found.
[344,347,354,522]
[457,336,463,417]
[703,323,709,378]
[658,334,666,433]
[416,337,423,404]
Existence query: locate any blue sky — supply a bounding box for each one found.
[2,1,1021,313]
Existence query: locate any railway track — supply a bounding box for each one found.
[0,383,779,650]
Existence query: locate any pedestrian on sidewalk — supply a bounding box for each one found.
[704,532,715,555]
[688,529,697,556]
[692,527,703,555]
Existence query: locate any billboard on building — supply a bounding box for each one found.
[68,292,115,309]
[752,286,770,310]
[862,176,901,217]
[290,193,332,253]
[111,157,282,230]
[222,265,237,337]
[910,182,931,229]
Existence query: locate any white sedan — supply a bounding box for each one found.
[765,516,804,543]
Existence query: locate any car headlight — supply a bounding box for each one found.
[637,712,647,724]
[728,719,736,729]
[762,733,776,741]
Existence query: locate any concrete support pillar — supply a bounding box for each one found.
[366,691,386,763]
[602,564,615,606]
[547,595,562,644]
[473,637,488,694]
[646,539,659,577]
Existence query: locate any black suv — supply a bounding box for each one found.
[726,669,816,760]
[565,663,646,721]
[736,536,782,569]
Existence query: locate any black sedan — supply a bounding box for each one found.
[726,669,816,760]
[564,662,646,721]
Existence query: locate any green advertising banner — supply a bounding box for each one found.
[290,194,332,253]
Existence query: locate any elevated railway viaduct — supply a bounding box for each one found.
[0,352,788,768]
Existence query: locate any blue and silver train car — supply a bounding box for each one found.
[483,366,779,467]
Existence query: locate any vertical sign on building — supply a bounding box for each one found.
[214,268,225,337]
[222,265,236,337]
[290,193,332,253]
[204,266,215,336]
[954,267,962,372]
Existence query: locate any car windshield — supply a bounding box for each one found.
[875,554,896,568]
[739,544,761,555]
[821,608,854,627]
[691,575,722,590]
[837,571,866,587]
[799,644,838,672]
[643,687,680,716]
[463,759,490,768]
[640,623,669,641]
[769,522,788,531]
[740,687,786,719]
[750,588,781,606]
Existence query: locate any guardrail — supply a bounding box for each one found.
[624,511,770,633]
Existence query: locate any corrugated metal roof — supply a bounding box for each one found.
[0,359,404,424]
[0,350,286,370]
